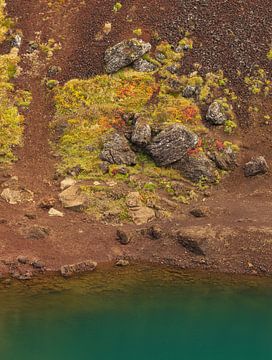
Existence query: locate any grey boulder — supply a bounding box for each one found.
[104,38,151,73]
[244,156,269,177]
[147,124,198,167]
[101,133,136,166]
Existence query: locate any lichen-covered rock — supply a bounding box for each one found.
[59,185,88,211]
[131,118,151,147]
[174,154,216,182]
[147,124,198,166]
[244,156,269,177]
[60,260,97,277]
[206,101,227,125]
[133,58,157,72]
[101,133,136,166]
[104,38,151,73]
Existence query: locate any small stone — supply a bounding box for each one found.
[31,260,45,269]
[103,22,112,35]
[133,58,157,72]
[183,85,197,98]
[48,208,64,217]
[190,207,209,218]
[59,185,88,211]
[147,225,163,239]
[25,213,36,220]
[12,270,33,280]
[116,229,132,245]
[99,162,110,174]
[177,233,205,256]
[116,259,130,267]
[126,192,142,208]
[206,101,227,125]
[60,177,77,191]
[17,256,29,264]
[39,197,56,209]
[244,156,269,177]
[27,225,50,240]
[47,65,61,77]
[1,188,33,205]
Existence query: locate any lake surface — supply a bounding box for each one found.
[0,266,272,360]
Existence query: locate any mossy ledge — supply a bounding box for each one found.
[51,38,239,224]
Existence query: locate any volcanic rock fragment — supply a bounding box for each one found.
[147,124,198,167]
[206,101,227,125]
[104,38,151,73]
[244,156,269,177]
[101,133,136,166]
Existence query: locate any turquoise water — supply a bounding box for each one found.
[0,266,272,360]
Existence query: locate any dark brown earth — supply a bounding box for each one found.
[0,0,271,279]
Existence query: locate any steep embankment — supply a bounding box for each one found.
[0,0,271,279]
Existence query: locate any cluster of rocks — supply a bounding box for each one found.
[100,122,238,183]
[0,256,46,281]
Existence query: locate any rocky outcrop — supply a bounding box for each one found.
[101,133,136,166]
[60,260,97,277]
[173,154,216,182]
[147,124,198,167]
[244,156,269,177]
[59,185,88,210]
[206,101,227,125]
[131,118,151,147]
[104,38,151,73]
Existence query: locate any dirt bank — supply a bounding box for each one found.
[0,0,271,280]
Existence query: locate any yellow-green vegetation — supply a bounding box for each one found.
[113,2,122,12]
[0,2,31,165]
[0,0,12,42]
[133,28,142,37]
[52,38,239,222]
[244,67,271,96]
[267,48,272,61]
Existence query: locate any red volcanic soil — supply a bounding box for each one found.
[0,0,271,278]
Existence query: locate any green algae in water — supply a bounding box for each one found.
[0,266,272,359]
